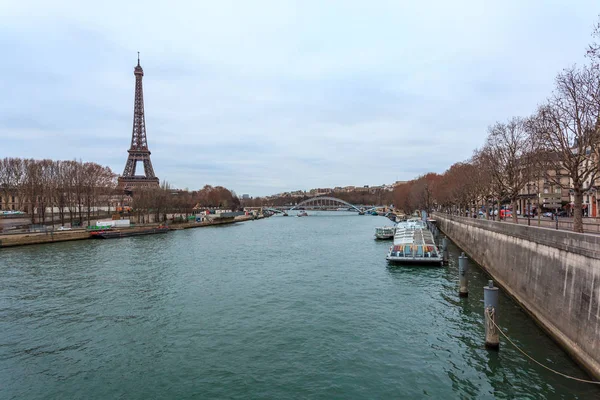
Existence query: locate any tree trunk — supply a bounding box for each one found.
[59,196,65,226]
[50,198,54,229]
[87,199,91,228]
[497,199,501,221]
[573,189,584,233]
[511,198,518,223]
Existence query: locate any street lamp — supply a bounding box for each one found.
[526,183,531,226]
[538,191,541,226]
[592,187,597,219]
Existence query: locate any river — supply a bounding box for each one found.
[1,213,598,399]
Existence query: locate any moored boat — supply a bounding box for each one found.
[386,221,442,265]
[297,211,308,217]
[374,226,395,240]
[90,226,170,239]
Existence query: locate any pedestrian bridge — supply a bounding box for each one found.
[288,196,361,212]
[257,196,381,214]
[288,196,380,213]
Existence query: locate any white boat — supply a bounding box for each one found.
[395,217,425,230]
[374,226,395,240]
[297,211,308,217]
[386,220,442,265]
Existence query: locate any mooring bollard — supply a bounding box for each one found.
[442,237,449,265]
[484,280,499,349]
[458,252,468,297]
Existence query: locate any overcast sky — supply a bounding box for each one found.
[0,1,598,196]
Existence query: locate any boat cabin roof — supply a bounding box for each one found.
[393,227,437,247]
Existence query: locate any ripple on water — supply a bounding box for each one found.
[0,215,598,399]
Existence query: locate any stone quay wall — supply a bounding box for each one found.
[433,213,600,379]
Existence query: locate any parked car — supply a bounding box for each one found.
[57,226,72,231]
[543,212,553,218]
[500,209,512,218]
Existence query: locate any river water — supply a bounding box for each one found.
[1,213,598,399]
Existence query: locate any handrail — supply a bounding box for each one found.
[433,212,600,260]
[435,212,600,234]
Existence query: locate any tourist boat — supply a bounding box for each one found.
[395,217,423,230]
[386,220,442,265]
[374,226,395,240]
[90,226,170,239]
[297,211,308,217]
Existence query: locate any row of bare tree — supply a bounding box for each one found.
[394,18,600,233]
[0,158,244,227]
[130,184,241,224]
[0,158,117,226]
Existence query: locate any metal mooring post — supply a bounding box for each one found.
[442,237,449,265]
[458,252,468,297]
[484,280,499,349]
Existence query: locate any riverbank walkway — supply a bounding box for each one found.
[457,213,600,235]
[0,214,259,248]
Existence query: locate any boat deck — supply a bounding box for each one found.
[386,225,442,265]
[90,226,170,239]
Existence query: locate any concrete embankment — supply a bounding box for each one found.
[433,213,600,379]
[0,230,90,248]
[169,214,256,230]
[0,214,262,248]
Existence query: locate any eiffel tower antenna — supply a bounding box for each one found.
[118,54,160,191]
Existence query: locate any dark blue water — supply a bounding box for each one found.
[1,213,598,399]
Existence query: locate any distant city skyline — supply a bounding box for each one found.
[1,1,599,196]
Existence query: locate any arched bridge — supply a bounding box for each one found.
[289,196,363,212]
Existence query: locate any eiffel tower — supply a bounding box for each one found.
[118,53,160,191]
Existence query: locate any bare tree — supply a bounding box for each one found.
[587,15,600,68]
[481,117,532,223]
[528,65,600,232]
[0,159,8,209]
[471,150,500,219]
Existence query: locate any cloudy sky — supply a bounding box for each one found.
[0,1,598,196]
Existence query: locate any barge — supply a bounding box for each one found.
[90,226,170,239]
[386,220,442,265]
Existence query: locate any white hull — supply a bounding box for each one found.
[374,226,395,240]
[386,255,443,265]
